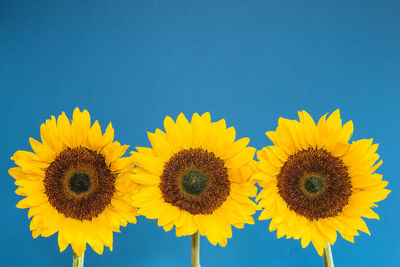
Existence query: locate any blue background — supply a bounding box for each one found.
[1,0,399,266]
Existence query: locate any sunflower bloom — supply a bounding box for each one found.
[131,113,257,246]
[9,108,138,257]
[255,110,390,255]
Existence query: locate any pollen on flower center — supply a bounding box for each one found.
[181,169,208,195]
[68,172,92,194]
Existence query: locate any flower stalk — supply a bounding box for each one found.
[73,252,84,267]
[191,232,200,267]
[322,243,334,267]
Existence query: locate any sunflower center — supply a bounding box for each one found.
[277,148,352,221]
[160,148,230,215]
[44,147,116,221]
[303,176,325,195]
[181,169,208,195]
[68,172,91,194]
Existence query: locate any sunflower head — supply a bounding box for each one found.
[9,108,138,257]
[130,112,257,246]
[255,110,390,255]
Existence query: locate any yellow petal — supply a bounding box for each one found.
[131,173,160,185]
[176,113,192,148]
[226,147,256,168]
[131,152,164,176]
[101,122,114,148]
[88,120,103,151]
[71,108,91,147]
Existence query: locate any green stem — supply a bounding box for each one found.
[322,243,334,267]
[73,252,84,267]
[191,232,200,267]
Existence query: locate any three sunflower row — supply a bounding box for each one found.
[10,108,390,259]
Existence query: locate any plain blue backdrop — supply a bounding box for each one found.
[1,0,399,266]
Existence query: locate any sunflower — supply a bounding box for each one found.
[9,108,137,257]
[130,113,257,246]
[255,110,390,255]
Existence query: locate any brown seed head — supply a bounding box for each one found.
[277,148,352,220]
[44,147,115,220]
[160,148,230,215]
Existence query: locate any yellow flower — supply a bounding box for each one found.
[130,113,257,246]
[9,108,138,257]
[255,110,390,255]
